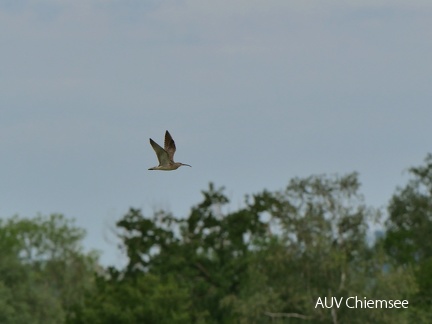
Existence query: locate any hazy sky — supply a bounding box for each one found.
[1,1,431,266]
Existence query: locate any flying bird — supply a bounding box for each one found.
[148,130,192,171]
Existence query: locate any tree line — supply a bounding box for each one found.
[1,154,432,323]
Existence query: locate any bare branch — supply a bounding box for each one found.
[193,262,220,288]
[264,312,312,320]
[331,307,338,324]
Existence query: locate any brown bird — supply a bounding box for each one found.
[148,130,191,171]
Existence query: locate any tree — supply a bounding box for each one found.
[0,214,99,324]
[75,184,265,323]
[72,268,191,324]
[75,175,420,323]
[221,173,417,323]
[383,153,432,320]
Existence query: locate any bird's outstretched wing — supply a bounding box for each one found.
[164,130,176,162]
[150,138,170,166]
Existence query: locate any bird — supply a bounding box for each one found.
[148,130,192,171]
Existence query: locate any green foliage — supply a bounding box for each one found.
[74,173,423,323]
[0,214,99,324]
[384,154,432,315]
[73,269,191,324]
[4,156,432,322]
[221,174,416,323]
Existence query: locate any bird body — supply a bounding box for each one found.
[148,131,191,171]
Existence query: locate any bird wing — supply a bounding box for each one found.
[150,138,170,166]
[164,130,176,161]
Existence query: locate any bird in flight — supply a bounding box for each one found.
[148,130,192,171]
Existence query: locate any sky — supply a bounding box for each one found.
[1,0,431,267]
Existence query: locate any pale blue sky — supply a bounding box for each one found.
[1,1,431,266]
